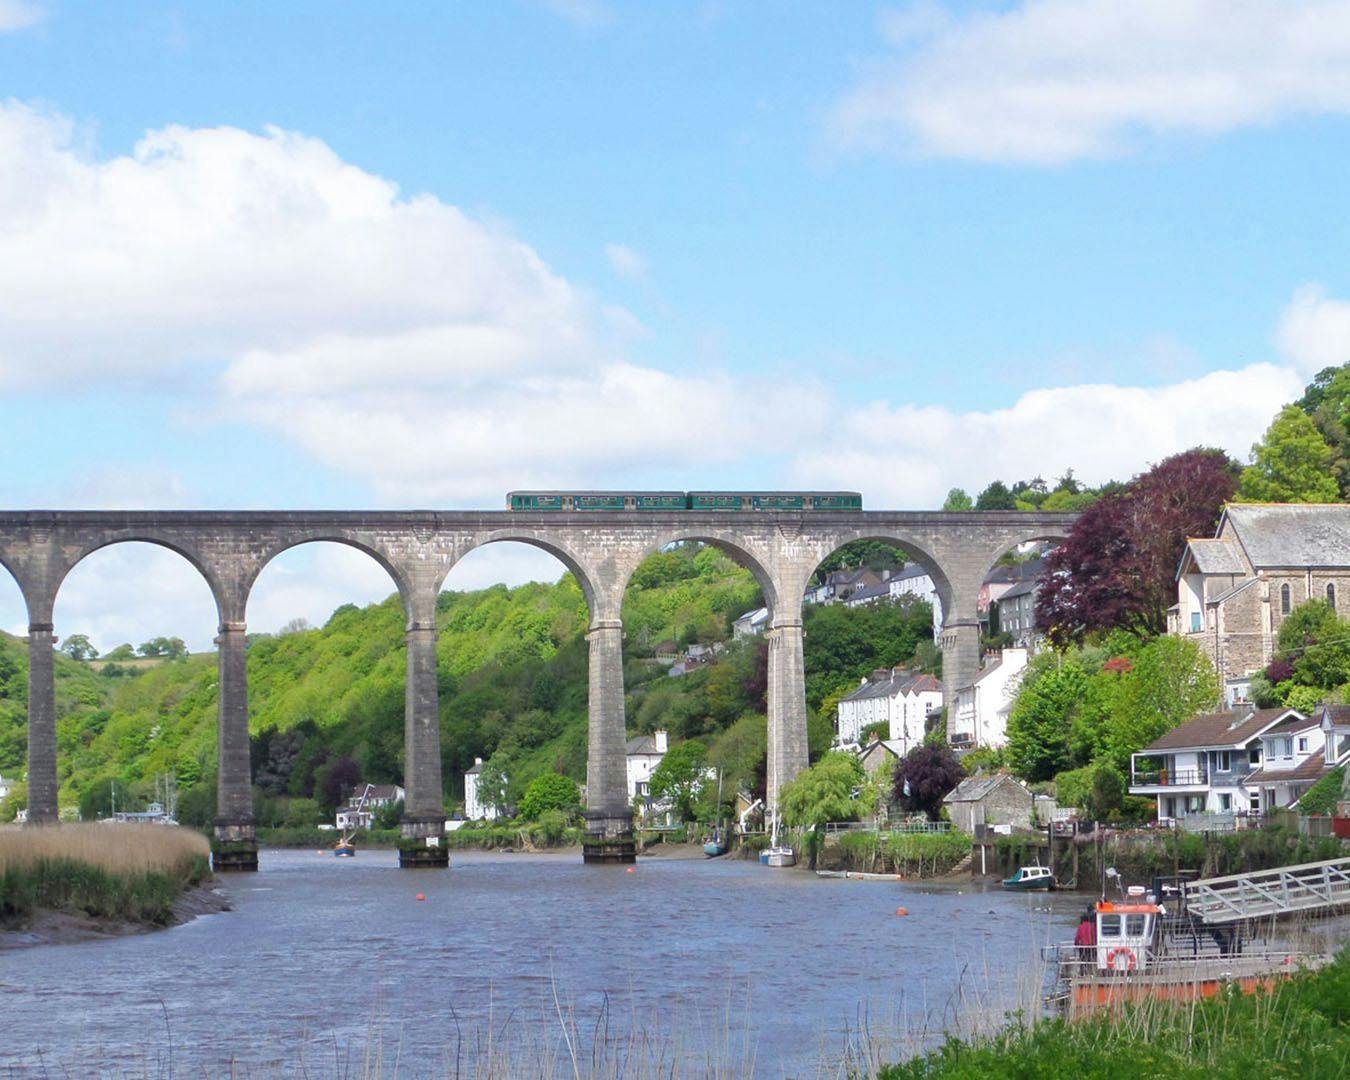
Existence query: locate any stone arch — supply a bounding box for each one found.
[243,535,414,624]
[0,552,30,626]
[617,531,780,617]
[804,530,958,618]
[55,534,227,627]
[458,530,605,621]
[976,524,1073,584]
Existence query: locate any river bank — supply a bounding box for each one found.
[0,823,217,948]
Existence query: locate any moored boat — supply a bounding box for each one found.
[1002,864,1056,890]
[333,840,356,857]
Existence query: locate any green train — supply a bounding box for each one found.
[506,491,863,512]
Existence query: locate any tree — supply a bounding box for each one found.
[316,755,361,812]
[647,739,709,822]
[518,773,581,820]
[1106,636,1219,771]
[476,754,511,818]
[1295,363,1350,497]
[1006,662,1089,781]
[374,798,405,830]
[812,539,908,581]
[892,745,965,821]
[60,634,98,661]
[780,751,865,866]
[105,643,136,660]
[942,488,973,511]
[1239,405,1340,503]
[137,636,188,659]
[1276,599,1350,692]
[975,481,1017,510]
[1036,448,1240,644]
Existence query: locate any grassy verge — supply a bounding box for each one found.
[879,948,1350,1078]
[0,824,211,927]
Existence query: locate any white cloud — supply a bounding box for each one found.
[792,363,1305,507]
[1276,284,1350,378]
[604,242,647,281]
[0,1,44,32]
[830,0,1350,164]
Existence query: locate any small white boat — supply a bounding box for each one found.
[760,815,795,868]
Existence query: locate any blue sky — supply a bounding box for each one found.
[2,0,1350,647]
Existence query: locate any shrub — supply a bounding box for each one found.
[1296,767,1344,816]
[518,773,581,821]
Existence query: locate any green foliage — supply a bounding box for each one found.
[1007,659,1090,781]
[779,751,864,828]
[941,488,972,511]
[518,773,580,821]
[647,739,708,821]
[1105,636,1219,773]
[1240,404,1341,503]
[137,636,188,659]
[803,596,935,712]
[0,855,209,926]
[60,634,98,660]
[1297,767,1344,816]
[975,481,1017,510]
[879,947,1350,1079]
[813,539,908,580]
[1278,599,1350,692]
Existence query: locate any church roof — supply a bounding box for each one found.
[1223,503,1350,569]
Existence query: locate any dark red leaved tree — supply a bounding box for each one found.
[893,745,965,821]
[1036,448,1239,645]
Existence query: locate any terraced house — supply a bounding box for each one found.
[1169,503,1350,706]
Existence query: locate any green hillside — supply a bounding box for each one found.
[0,542,934,826]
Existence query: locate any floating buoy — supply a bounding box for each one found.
[894,907,909,916]
[626,867,635,874]
[416,893,426,902]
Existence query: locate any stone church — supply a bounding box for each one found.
[1169,503,1350,705]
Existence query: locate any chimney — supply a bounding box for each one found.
[655,730,669,753]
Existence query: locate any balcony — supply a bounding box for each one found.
[1131,766,1208,787]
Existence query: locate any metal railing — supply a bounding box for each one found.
[1183,856,1350,923]
[1131,767,1208,787]
[821,820,953,835]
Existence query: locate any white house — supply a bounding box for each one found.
[464,758,503,820]
[1247,710,1349,813]
[0,773,11,803]
[335,782,406,830]
[948,647,1029,750]
[626,729,669,806]
[836,669,942,752]
[1129,706,1306,822]
[732,606,770,638]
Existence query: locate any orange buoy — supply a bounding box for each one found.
[894,907,909,916]
[416,893,426,902]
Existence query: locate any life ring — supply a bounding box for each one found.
[1106,946,1137,972]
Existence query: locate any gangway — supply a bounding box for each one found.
[1182,856,1350,924]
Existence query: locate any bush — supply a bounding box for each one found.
[1295,767,1344,816]
[518,773,581,821]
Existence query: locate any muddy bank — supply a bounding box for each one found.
[0,880,231,950]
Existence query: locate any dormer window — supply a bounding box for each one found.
[1281,584,1292,615]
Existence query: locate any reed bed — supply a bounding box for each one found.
[0,823,210,925]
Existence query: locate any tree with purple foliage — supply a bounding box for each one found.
[893,745,965,821]
[1036,448,1240,646]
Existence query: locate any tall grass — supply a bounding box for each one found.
[0,823,210,925]
[877,947,1350,1078]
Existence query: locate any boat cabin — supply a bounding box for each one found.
[1096,900,1161,972]
[1003,865,1056,890]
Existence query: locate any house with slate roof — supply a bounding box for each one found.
[1129,706,1305,822]
[992,576,1043,649]
[942,772,1033,832]
[1169,503,1350,706]
[836,668,942,752]
[948,647,1028,751]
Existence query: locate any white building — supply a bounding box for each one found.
[0,773,11,803]
[335,782,406,830]
[836,669,943,753]
[732,606,770,638]
[464,758,502,821]
[948,647,1029,750]
[887,562,945,638]
[626,729,669,807]
[1129,706,1317,822]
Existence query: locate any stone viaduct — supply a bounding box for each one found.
[0,508,1074,869]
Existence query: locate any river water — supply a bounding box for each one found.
[0,849,1085,1078]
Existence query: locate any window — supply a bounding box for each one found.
[1281,583,1292,615]
[1250,746,1262,764]
[1190,611,1202,633]
[1125,914,1147,936]
[1219,793,1231,812]
[1328,583,1337,608]
[1215,750,1231,772]
[1100,914,1122,938]
[1298,736,1309,754]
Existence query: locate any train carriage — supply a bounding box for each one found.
[508,491,862,512]
[507,491,686,511]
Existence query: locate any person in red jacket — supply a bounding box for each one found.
[1074,908,1097,966]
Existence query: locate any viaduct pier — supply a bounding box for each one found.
[0,508,1074,869]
